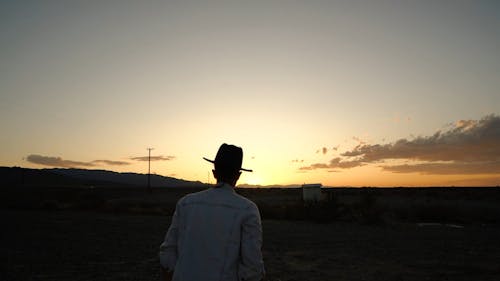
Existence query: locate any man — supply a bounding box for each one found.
[159,143,265,281]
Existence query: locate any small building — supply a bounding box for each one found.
[302,183,322,203]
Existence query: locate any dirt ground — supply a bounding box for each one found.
[2,209,499,281]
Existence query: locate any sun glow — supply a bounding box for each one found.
[243,175,262,186]
[1,2,498,188]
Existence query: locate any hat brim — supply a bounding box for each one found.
[203,157,253,172]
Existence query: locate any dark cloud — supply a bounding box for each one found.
[382,161,500,175]
[299,157,364,171]
[328,157,365,169]
[341,114,500,163]
[26,155,130,168]
[300,114,500,175]
[315,147,329,155]
[131,155,176,161]
[27,155,94,168]
[299,163,329,170]
[92,159,130,166]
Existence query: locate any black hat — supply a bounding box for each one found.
[203,143,253,172]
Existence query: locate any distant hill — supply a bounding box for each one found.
[0,167,204,188]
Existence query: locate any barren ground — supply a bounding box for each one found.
[2,209,499,281]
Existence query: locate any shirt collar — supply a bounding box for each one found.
[214,182,236,191]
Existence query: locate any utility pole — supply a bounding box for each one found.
[147,148,154,193]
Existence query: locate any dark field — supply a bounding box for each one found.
[2,186,500,280]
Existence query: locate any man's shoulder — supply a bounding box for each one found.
[177,188,211,204]
[178,187,258,211]
[232,191,259,210]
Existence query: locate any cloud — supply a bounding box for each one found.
[299,163,329,170]
[382,161,500,175]
[300,114,500,175]
[442,176,500,187]
[341,114,500,163]
[315,147,329,155]
[27,155,94,168]
[329,157,365,169]
[26,155,130,168]
[352,136,367,145]
[92,159,130,166]
[130,155,176,161]
[299,157,364,171]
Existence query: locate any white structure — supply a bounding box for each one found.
[302,183,322,203]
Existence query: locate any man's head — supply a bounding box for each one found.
[203,143,252,186]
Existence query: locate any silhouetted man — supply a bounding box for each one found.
[159,144,265,281]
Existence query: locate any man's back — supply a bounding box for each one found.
[159,184,264,281]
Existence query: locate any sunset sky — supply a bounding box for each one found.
[1,1,499,187]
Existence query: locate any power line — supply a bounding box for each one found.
[147,147,154,193]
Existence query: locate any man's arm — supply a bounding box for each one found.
[239,204,265,281]
[159,202,181,280]
[160,266,173,281]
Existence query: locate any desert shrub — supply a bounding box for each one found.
[75,189,105,210]
[102,198,160,215]
[258,202,288,220]
[351,189,385,225]
[284,201,306,220]
[40,200,61,210]
[256,197,339,222]
[413,201,500,224]
[304,199,339,223]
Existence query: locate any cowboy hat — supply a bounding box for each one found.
[203,143,253,172]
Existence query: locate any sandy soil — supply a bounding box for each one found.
[2,209,499,281]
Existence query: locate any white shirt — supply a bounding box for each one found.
[159,183,265,281]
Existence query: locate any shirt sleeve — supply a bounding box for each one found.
[159,202,181,271]
[238,203,265,281]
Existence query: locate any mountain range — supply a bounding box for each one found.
[0,167,204,188]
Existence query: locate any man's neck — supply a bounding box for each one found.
[216,181,235,188]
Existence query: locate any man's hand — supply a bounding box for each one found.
[160,266,173,281]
